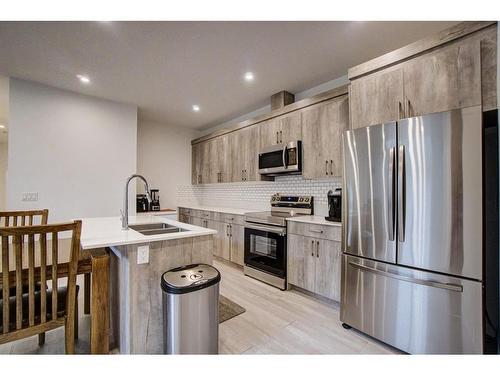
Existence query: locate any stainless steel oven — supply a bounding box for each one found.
[244,194,313,290]
[258,141,302,176]
[244,222,287,289]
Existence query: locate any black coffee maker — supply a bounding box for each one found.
[325,188,342,222]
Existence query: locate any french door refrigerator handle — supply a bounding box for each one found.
[348,262,463,292]
[398,144,406,242]
[388,147,396,241]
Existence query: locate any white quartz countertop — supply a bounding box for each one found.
[137,210,177,216]
[79,215,216,250]
[286,215,342,227]
[178,205,261,216]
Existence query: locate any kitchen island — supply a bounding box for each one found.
[80,215,216,354]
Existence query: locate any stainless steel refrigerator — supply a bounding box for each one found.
[340,106,483,354]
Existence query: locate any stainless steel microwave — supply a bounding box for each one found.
[258,140,302,176]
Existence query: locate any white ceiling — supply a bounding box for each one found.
[0,21,458,130]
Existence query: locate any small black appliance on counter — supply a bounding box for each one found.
[325,188,341,222]
[150,189,161,211]
[136,194,149,212]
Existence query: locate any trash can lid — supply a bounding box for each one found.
[161,264,221,294]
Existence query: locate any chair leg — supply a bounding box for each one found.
[84,273,91,315]
[74,297,79,341]
[38,333,46,346]
[65,317,75,354]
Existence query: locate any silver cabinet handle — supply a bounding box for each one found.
[229,224,232,237]
[276,131,279,144]
[406,99,412,118]
[309,229,323,234]
[316,241,319,258]
[244,169,247,181]
[398,145,406,242]
[387,147,396,241]
[325,160,329,175]
[245,222,286,235]
[348,261,463,292]
[280,130,283,144]
[329,160,333,175]
[311,240,314,257]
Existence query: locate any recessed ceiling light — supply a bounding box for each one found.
[0,125,5,129]
[77,74,90,84]
[244,72,255,82]
[192,105,200,112]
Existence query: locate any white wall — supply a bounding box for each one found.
[0,143,7,210]
[7,78,138,223]
[137,121,200,209]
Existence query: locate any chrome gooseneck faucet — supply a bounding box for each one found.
[122,174,152,230]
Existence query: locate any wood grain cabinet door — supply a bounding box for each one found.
[287,234,316,292]
[229,130,244,182]
[350,68,404,129]
[213,135,230,183]
[229,223,245,266]
[302,96,349,179]
[191,143,201,185]
[314,239,342,301]
[242,125,260,182]
[279,111,302,144]
[403,39,481,117]
[206,220,230,260]
[259,118,281,148]
[199,140,213,184]
[178,214,191,224]
[230,125,260,182]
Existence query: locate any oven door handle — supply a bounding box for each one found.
[282,145,288,169]
[245,222,286,235]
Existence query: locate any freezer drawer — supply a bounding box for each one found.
[340,254,483,354]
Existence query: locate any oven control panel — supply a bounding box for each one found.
[270,194,313,210]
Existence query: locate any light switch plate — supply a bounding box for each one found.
[22,192,39,202]
[137,245,150,264]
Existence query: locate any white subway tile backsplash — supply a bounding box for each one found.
[177,175,341,216]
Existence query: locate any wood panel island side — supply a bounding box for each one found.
[80,215,216,354]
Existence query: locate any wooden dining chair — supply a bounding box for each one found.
[0,209,49,227]
[0,220,82,354]
[0,209,50,345]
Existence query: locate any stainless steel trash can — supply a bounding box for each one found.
[161,264,220,354]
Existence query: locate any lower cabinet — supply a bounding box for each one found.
[207,219,230,260]
[287,233,341,301]
[229,223,244,266]
[178,208,244,265]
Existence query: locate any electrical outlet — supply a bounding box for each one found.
[137,245,150,264]
[21,192,39,202]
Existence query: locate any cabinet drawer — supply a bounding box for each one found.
[178,207,192,217]
[220,213,245,225]
[287,221,341,241]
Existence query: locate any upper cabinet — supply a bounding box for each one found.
[302,95,349,179]
[229,125,260,182]
[259,111,302,148]
[403,38,481,117]
[349,68,404,129]
[192,90,349,185]
[349,22,497,129]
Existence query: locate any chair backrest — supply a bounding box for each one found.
[0,221,82,340]
[0,210,49,227]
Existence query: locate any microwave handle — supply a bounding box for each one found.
[282,145,288,169]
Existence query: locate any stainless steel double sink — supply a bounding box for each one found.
[129,223,187,236]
